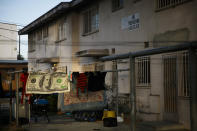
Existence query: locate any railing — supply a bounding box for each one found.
[156,0,191,11]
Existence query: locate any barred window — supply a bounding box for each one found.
[178,52,190,97]
[37,29,42,41]
[29,33,36,52]
[83,6,99,35]
[58,19,67,41]
[43,26,48,38]
[136,56,151,86]
[112,0,124,12]
[156,0,191,11]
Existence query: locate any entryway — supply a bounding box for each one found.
[163,54,178,122]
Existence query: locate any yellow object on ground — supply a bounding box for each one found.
[102,110,116,120]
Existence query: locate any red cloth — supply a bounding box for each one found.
[77,73,88,97]
[20,73,31,104]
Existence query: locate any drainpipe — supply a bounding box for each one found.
[130,56,136,131]
[16,72,19,126]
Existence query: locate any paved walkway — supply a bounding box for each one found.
[20,115,190,131]
[23,121,130,131]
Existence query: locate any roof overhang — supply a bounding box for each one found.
[18,2,70,35]
[18,0,94,35]
[0,60,28,64]
[36,57,60,63]
[76,49,109,57]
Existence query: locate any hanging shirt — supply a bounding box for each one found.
[77,73,88,96]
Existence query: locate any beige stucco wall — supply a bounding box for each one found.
[75,0,195,128]
[0,23,17,60]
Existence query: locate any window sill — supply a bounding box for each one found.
[55,38,67,43]
[136,84,151,89]
[82,30,99,36]
[178,96,191,100]
[155,0,192,12]
[112,6,123,13]
[28,49,35,53]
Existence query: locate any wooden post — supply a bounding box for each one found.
[9,75,12,123]
[29,103,31,127]
[16,73,19,126]
[188,48,197,131]
[130,56,136,131]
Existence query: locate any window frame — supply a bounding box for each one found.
[136,56,151,87]
[82,6,99,36]
[57,18,67,41]
[37,29,42,41]
[155,0,192,11]
[28,33,36,52]
[111,0,124,12]
[43,26,48,38]
[178,51,190,98]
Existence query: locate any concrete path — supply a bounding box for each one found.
[23,121,130,131]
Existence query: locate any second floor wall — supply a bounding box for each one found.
[0,23,17,60]
[28,0,197,62]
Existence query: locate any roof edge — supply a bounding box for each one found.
[18,2,70,35]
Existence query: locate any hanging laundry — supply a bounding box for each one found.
[72,72,79,83]
[77,73,88,97]
[68,71,72,82]
[20,72,31,104]
[87,72,106,92]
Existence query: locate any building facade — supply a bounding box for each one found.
[19,0,197,129]
[0,22,28,95]
[0,22,17,60]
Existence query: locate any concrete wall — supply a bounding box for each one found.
[0,23,17,60]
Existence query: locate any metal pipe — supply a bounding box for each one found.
[100,42,197,61]
[115,61,119,117]
[188,48,197,131]
[130,56,136,131]
[101,68,129,72]
[8,70,24,74]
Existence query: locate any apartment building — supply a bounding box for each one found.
[19,0,197,129]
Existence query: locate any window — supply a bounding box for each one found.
[83,6,99,35]
[37,29,42,41]
[136,56,150,86]
[58,19,67,41]
[178,52,190,97]
[29,33,36,52]
[156,0,191,11]
[43,26,48,38]
[112,0,123,12]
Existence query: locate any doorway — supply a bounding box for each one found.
[163,55,178,122]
